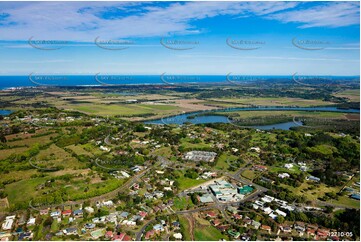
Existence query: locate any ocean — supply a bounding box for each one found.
[0,75,358,90]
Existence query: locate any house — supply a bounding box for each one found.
[62,210,72,216]
[242,218,252,227]
[212,219,221,226]
[39,209,49,215]
[113,232,128,241]
[284,163,293,169]
[205,211,217,218]
[250,147,261,153]
[153,224,164,232]
[300,166,308,172]
[85,206,94,214]
[228,230,241,239]
[139,211,148,219]
[84,223,96,229]
[63,228,78,235]
[262,207,273,215]
[278,173,290,179]
[145,230,156,240]
[1,216,15,230]
[275,209,287,217]
[121,220,136,226]
[294,222,306,232]
[251,220,261,229]
[50,211,61,217]
[253,165,267,171]
[173,233,182,240]
[100,146,110,152]
[317,228,330,238]
[307,228,316,237]
[120,211,129,219]
[233,214,242,220]
[27,217,36,226]
[306,176,320,182]
[105,231,113,239]
[73,209,83,218]
[280,225,292,233]
[261,225,272,233]
[102,200,114,207]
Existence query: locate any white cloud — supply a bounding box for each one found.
[0,1,358,41]
[268,2,360,28]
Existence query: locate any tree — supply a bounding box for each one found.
[276,216,285,224]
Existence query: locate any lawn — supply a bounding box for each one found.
[269,165,301,175]
[215,153,237,171]
[194,225,227,241]
[173,197,193,211]
[58,103,180,117]
[178,215,192,241]
[209,97,336,107]
[280,181,359,208]
[34,144,86,170]
[241,170,257,180]
[0,147,30,160]
[66,144,93,156]
[180,138,212,150]
[176,177,207,190]
[6,133,58,147]
[5,177,47,204]
[333,89,360,102]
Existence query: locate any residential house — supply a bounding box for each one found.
[145,230,156,240]
[40,209,49,216]
[105,231,113,239]
[261,225,272,233]
[251,220,261,230]
[205,211,217,218]
[139,211,148,220]
[63,228,78,235]
[50,211,61,218]
[212,219,221,226]
[27,217,36,226]
[73,209,83,218]
[84,206,94,214]
[84,223,96,229]
[173,233,182,240]
[153,224,164,232]
[62,210,72,217]
[294,222,306,232]
[278,173,290,179]
[306,176,320,182]
[2,216,15,231]
[228,230,241,239]
[280,225,292,233]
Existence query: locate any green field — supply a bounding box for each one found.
[209,97,336,107]
[173,197,194,210]
[241,170,257,180]
[62,103,180,117]
[178,215,192,241]
[176,177,206,190]
[194,224,227,241]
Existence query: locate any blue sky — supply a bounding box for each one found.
[0,1,359,75]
